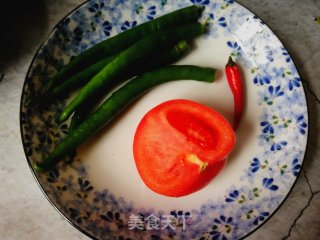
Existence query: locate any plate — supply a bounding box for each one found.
[20,0,308,239]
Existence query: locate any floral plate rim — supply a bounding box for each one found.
[20,1,98,238]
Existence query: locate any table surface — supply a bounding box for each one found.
[1,0,319,239]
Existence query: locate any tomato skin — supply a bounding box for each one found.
[133,99,235,197]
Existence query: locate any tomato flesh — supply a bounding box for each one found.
[166,110,218,150]
[133,99,236,197]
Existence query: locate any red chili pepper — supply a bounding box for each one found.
[225,56,244,131]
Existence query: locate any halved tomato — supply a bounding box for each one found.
[133,99,236,197]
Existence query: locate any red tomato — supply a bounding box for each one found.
[133,99,236,197]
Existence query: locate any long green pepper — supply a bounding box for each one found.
[26,54,116,107]
[68,40,191,133]
[44,5,204,91]
[58,23,206,122]
[34,65,216,172]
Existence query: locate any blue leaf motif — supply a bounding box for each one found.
[218,17,227,27]
[227,41,240,50]
[262,178,278,191]
[271,141,287,151]
[88,3,98,12]
[264,85,284,105]
[296,114,307,135]
[102,21,112,36]
[78,178,94,193]
[225,189,239,202]
[230,190,239,198]
[227,41,241,56]
[250,158,261,173]
[146,6,157,20]
[88,2,104,13]
[253,212,269,225]
[121,20,137,31]
[72,27,83,43]
[297,115,303,121]
[210,215,234,240]
[281,47,291,62]
[291,158,301,176]
[288,77,301,91]
[214,218,222,224]
[214,215,233,224]
[253,74,271,85]
[191,0,210,5]
[69,207,82,224]
[268,86,284,97]
[260,121,274,134]
[47,168,60,183]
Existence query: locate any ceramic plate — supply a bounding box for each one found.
[20,0,308,239]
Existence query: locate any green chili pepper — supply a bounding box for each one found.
[26,54,116,107]
[34,65,216,173]
[44,5,204,91]
[58,23,206,123]
[68,40,191,133]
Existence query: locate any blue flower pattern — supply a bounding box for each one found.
[296,115,307,135]
[191,0,210,6]
[253,73,271,86]
[262,178,279,191]
[253,212,270,225]
[210,216,234,240]
[249,158,263,173]
[291,158,301,177]
[281,47,291,62]
[227,41,241,56]
[120,20,137,31]
[225,189,239,202]
[260,121,274,134]
[20,0,308,239]
[271,140,287,151]
[102,20,112,36]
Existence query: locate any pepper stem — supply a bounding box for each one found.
[226,56,236,67]
[186,154,208,172]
